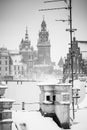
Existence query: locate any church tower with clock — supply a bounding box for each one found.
[37,18,51,64]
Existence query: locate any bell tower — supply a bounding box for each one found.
[37,18,51,64]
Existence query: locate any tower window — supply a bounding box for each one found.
[46,95,50,101]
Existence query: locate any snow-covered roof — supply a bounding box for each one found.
[4,82,40,103]
[12,111,61,130]
[9,50,19,55]
[34,64,51,68]
[0,98,15,102]
[12,87,87,130]
[38,82,71,86]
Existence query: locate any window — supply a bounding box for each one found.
[73,57,75,63]
[0,61,1,64]
[18,66,19,70]
[0,113,2,120]
[63,94,69,101]
[29,55,31,59]
[14,66,16,70]
[5,67,7,71]
[5,73,7,76]
[53,95,56,101]
[5,61,7,65]
[77,59,79,65]
[46,95,50,101]
[5,56,7,59]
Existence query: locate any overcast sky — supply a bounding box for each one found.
[0,0,87,63]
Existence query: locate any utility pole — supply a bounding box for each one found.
[39,0,75,119]
[69,0,75,119]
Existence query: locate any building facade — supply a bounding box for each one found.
[0,47,12,79]
[63,37,86,81]
[38,83,71,129]
[10,54,25,78]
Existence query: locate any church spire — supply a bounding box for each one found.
[41,16,46,31]
[25,26,28,40]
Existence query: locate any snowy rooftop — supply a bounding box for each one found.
[12,88,87,130]
[12,111,61,130]
[3,80,87,130]
[38,82,71,87]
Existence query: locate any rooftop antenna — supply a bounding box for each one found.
[73,27,77,37]
[39,0,76,119]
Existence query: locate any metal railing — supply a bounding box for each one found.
[12,102,40,111]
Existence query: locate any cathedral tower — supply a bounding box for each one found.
[19,27,31,54]
[37,18,51,64]
[19,27,34,76]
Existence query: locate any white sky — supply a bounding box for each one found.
[0,0,87,63]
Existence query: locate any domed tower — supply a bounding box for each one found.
[19,27,34,78]
[19,27,33,65]
[37,18,51,64]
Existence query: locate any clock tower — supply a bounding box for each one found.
[37,18,51,64]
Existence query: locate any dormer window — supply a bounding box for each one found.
[46,95,50,101]
[46,95,56,102]
[53,95,56,101]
